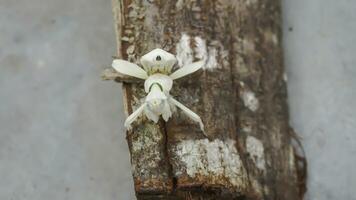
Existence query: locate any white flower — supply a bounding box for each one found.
[112,48,205,134]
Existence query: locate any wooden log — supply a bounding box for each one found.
[108,0,306,199]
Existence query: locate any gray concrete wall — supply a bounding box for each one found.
[0,0,355,199]
[0,0,134,199]
[282,0,356,199]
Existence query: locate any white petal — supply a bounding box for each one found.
[161,101,172,121]
[140,48,177,74]
[144,107,159,123]
[124,103,146,129]
[144,74,173,93]
[112,59,148,80]
[169,60,204,80]
[145,84,167,102]
[169,97,205,134]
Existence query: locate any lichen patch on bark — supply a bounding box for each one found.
[194,36,208,62]
[241,90,259,112]
[246,136,266,171]
[176,34,221,71]
[173,139,247,188]
[176,33,193,67]
[205,47,218,70]
[131,123,165,176]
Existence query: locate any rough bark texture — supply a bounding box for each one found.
[108,0,306,199]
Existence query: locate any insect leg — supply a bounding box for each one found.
[169,97,205,134]
[124,103,147,129]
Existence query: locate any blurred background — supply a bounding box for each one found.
[0,0,355,199]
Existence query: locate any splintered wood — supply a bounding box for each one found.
[108,0,306,199]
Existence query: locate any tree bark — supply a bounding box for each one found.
[108,0,306,199]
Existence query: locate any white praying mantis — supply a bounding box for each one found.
[112,48,205,133]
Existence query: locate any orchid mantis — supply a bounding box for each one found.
[112,48,205,133]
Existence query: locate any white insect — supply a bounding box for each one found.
[112,48,205,133]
